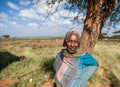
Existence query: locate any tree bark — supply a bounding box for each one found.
[80,0,117,54]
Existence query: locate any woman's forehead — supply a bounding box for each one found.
[66,34,79,40]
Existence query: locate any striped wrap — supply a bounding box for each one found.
[53,51,98,87]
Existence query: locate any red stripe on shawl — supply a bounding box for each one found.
[56,57,70,82]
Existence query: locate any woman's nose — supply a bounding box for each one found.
[71,42,75,46]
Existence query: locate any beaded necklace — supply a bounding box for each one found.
[61,48,84,58]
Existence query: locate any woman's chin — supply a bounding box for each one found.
[68,50,76,54]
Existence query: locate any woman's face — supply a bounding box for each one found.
[66,34,79,54]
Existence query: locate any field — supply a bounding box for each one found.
[0,38,120,87]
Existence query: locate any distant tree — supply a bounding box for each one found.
[3,35,10,39]
[34,0,119,53]
[113,30,120,34]
[110,35,120,39]
[98,33,107,40]
[112,29,120,39]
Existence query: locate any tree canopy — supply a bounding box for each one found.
[35,0,120,27]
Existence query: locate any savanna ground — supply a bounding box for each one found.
[0,38,120,87]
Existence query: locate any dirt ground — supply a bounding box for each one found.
[0,79,111,87]
[0,79,53,87]
[42,80,53,87]
[0,79,14,87]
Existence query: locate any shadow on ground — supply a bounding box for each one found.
[40,58,57,87]
[109,55,120,87]
[0,51,25,71]
[107,71,120,87]
[40,58,55,79]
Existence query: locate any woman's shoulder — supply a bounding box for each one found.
[56,52,62,57]
[81,52,89,56]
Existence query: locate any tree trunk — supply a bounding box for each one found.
[80,0,117,54]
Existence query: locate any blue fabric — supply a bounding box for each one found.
[68,66,98,87]
[76,52,99,69]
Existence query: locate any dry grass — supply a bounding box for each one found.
[91,40,120,87]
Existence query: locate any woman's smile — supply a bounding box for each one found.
[66,34,79,54]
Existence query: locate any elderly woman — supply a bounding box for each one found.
[53,31,99,87]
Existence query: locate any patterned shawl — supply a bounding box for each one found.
[53,49,99,87]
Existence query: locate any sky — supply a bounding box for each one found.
[0,0,119,37]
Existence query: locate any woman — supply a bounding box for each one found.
[53,31,99,87]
